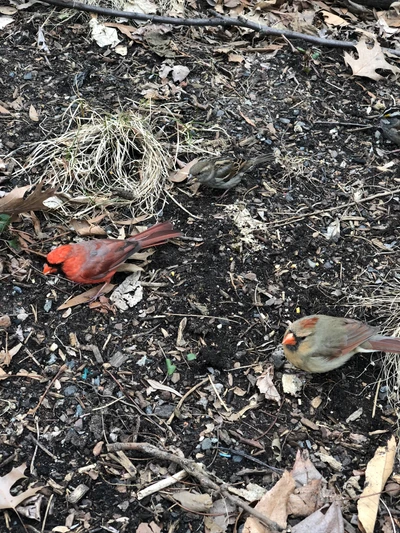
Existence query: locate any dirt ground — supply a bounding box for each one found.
[1,1,400,532]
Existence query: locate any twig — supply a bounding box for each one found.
[266,187,400,228]
[167,377,209,425]
[29,434,58,461]
[106,441,284,532]
[218,446,283,473]
[164,189,203,220]
[209,374,230,412]
[35,0,400,57]
[28,364,67,416]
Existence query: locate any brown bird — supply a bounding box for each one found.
[380,111,400,146]
[282,315,400,373]
[189,154,272,190]
[43,221,181,286]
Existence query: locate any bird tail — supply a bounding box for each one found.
[368,335,400,353]
[128,221,182,249]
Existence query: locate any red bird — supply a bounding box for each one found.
[282,314,400,373]
[43,221,181,285]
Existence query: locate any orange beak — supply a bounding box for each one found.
[282,332,296,346]
[43,263,58,275]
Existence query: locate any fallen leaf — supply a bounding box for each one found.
[0,463,42,510]
[243,470,295,532]
[169,159,198,183]
[291,501,344,532]
[256,365,281,404]
[146,378,183,397]
[344,37,400,80]
[29,104,39,122]
[57,284,115,310]
[70,219,107,236]
[136,521,162,533]
[204,498,236,532]
[321,10,349,26]
[358,435,396,533]
[0,182,57,215]
[173,491,213,512]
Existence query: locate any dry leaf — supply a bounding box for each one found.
[29,104,39,122]
[291,501,344,533]
[146,378,183,397]
[0,182,57,215]
[57,284,115,310]
[204,498,236,532]
[321,10,349,26]
[136,522,162,533]
[344,37,400,80]
[0,463,42,510]
[70,219,107,236]
[358,435,396,533]
[169,159,198,183]
[256,365,281,404]
[173,491,213,512]
[243,470,295,532]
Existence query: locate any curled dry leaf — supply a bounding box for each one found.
[358,435,396,533]
[0,463,42,510]
[256,365,281,404]
[0,181,57,215]
[291,501,344,533]
[173,491,213,512]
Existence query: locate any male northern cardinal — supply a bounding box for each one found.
[282,315,400,373]
[189,155,273,190]
[43,221,181,285]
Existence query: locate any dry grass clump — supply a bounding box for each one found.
[14,103,169,217]
[350,275,400,431]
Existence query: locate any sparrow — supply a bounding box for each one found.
[380,109,400,145]
[282,314,400,373]
[43,221,181,285]
[188,154,273,190]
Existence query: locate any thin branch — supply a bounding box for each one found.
[266,187,400,228]
[107,441,284,532]
[36,0,400,57]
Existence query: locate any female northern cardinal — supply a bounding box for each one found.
[43,221,181,285]
[282,315,400,373]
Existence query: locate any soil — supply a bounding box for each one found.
[0,2,400,532]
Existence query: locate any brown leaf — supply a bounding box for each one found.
[57,284,115,310]
[169,159,198,183]
[70,219,107,236]
[0,463,42,510]
[29,104,39,122]
[0,182,57,215]
[358,435,396,533]
[344,37,400,81]
[243,470,296,532]
[291,502,343,533]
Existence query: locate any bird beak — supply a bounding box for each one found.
[282,332,296,345]
[43,263,57,275]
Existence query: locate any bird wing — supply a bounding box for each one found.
[339,319,378,356]
[80,240,141,281]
